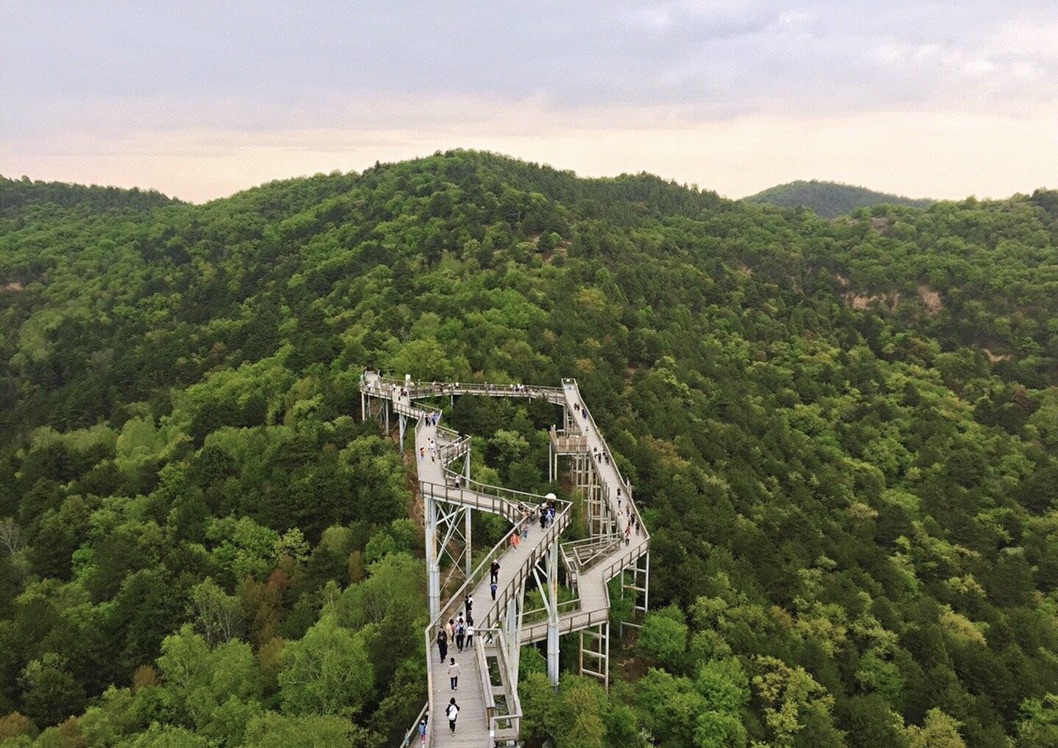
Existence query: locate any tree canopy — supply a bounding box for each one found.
[1,150,1058,746]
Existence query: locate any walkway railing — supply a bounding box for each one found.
[482,505,572,630]
[522,606,612,645]
[365,374,568,404]
[479,627,522,742]
[562,535,624,576]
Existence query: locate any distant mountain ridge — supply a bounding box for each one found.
[744,179,933,217]
[0,175,179,218]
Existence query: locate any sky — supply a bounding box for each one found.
[2,1,1057,203]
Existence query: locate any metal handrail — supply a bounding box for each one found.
[483,506,573,631]
[563,535,624,574]
[522,598,580,625]
[398,701,429,747]
[439,471,557,512]
[522,605,612,644]
[472,627,523,741]
[599,539,650,582]
[419,480,567,526]
[367,375,567,402]
[563,381,651,546]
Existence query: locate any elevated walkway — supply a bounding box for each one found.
[361,372,649,746]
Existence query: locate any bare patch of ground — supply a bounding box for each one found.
[844,291,900,312]
[918,285,942,314]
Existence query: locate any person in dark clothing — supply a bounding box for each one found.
[455,616,466,651]
[437,627,448,661]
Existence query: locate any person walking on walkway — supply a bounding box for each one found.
[490,581,498,600]
[448,658,460,691]
[466,622,475,648]
[436,627,448,662]
[446,698,460,733]
[511,531,521,551]
[490,560,500,583]
[418,715,427,744]
[455,616,466,651]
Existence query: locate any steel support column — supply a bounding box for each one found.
[425,491,440,621]
[464,508,473,580]
[505,594,522,685]
[546,538,560,687]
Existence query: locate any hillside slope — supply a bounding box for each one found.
[2,151,1058,747]
[744,179,933,217]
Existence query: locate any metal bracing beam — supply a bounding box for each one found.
[423,489,473,621]
[547,538,560,687]
[617,552,651,637]
[425,492,440,620]
[641,551,650,614]
[531,540,563,688]
[504,589,524,685]
[464,506,473,580]
[578,621,610,690]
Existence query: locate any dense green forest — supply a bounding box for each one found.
[744,180,933,218]
[2,151,1058,747]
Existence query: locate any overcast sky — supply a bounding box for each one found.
[2,1,1056,202]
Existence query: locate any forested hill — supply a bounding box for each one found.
[2,150,1058,747]
[744,179,933,217]
[0,175,179,219]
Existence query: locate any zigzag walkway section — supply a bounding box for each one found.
[360,373,649,747]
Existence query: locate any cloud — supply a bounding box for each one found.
[4,1,1056,129]
[1,1,1056,199]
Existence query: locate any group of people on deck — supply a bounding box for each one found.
[430,594,479,738]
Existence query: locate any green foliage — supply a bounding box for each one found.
[277,614,374,717]
[242,712,375,747]
[4,150,1058,744]
[189,578,244,646]
[638,605,689,671]
[19,653,86,728]
[156,625,263,734]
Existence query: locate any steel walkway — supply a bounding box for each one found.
[361,372,649,746]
